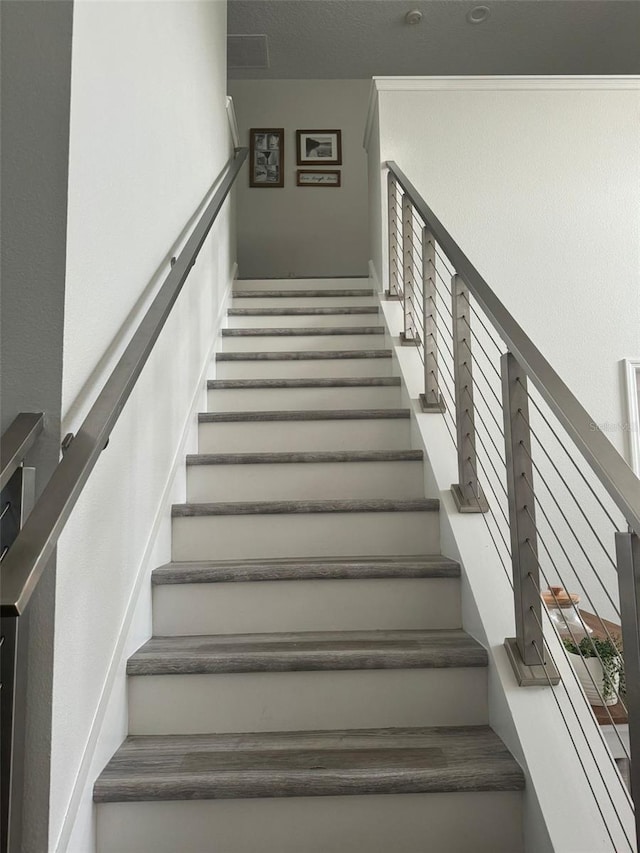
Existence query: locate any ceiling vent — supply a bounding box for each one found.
[228,34,270,69]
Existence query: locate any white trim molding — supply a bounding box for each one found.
[364,75,640,151]
[624,358,640,476]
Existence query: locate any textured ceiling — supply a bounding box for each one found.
[228,0,640,79]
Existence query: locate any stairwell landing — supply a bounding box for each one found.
[93,277,524,853]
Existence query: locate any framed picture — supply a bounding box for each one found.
[250,128,284,187]
[297,169,341,187]
[296,129,342,166]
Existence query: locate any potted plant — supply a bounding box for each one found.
[562,636,625,707]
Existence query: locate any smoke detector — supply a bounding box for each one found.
[404,10,423,25]
[466,6,490,24]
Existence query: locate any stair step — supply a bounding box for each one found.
[172,498,438,517]
[128,629,483,676]
[216,349,391,362]
[233,277,371,292]
[171,499,439,561]
[206,377,403,412]
[94,725,523,803]
[215,351,395,379]
[198,408,409,423]
[126,631,487,732]
[186,451,425,502]
[232,296,378,309]
[227,307,379,315]
[208,377,400,389]
[226,307,381,329]
[197,409,411,453]
[220,328,387,352]
[234,289,375,298]
[152,555,460,636]
[221,326,385,336]
[153,555,460,585]
[95,794,523,853]
[188,449,422,464]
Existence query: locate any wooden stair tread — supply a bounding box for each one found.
[198,408,410,423]
[127,629,488,675]
[233,289,374,298]
[186,450,423,466]
[172,498,439,517]
[207,377,401,389]
[216,350,392,361]
[221,326,385,337]
[94,725,524,802]
[227,307,379,316]
[152,555,460,585]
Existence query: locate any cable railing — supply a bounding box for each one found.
[386,161,640,850]
[0,147,248,853]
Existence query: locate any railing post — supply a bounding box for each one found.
[615,530,640,844]
[451,274,488,512]
[386,173,400,299]
[420,228,445,413]
[0,463,35,853]
[502,352,559,686]
[0,614,27,853]
[400,194,419,346]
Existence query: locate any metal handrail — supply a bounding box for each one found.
[0,147,248,616]
[386,160,640,537]
[0,414,44,492]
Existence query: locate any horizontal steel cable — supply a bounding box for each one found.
[518,427,621,602]
[521,383,622,532]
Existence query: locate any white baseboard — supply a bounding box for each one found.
[368,259,382,293]
[55,265,236,853]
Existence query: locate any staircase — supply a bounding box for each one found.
[94,278,525,853]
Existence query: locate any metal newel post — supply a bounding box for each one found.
[420,228,445,413]
[451,274,488,512]
[387,173,399,299]
[615,529,640,843]
[502,352,559,686]
[400,194,418,346]
[0,613,27,853]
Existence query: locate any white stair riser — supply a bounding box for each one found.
[198,419,410,454]
[128,668,487,735]
[216,358,394,379]
[226,314,380,328]
[187,460,424,502]
[152,578,461,635]
[172,511,439,562]
[97,792,523,853]
[207,385,402,412]
[232,296,378,308]
[221,334,387,352]
[233,278,373,291]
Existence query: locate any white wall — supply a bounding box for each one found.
[368,79,640,849]
[51,3,233,850]
[228,79,370,278]
[1,4,73,849]
[368,77,640,454]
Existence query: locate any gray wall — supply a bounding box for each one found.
[229,79,370,279]
[0,2,73,849]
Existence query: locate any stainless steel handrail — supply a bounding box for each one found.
[386,160,640,536]
[1,414,44,491]
[0,147,248,616]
